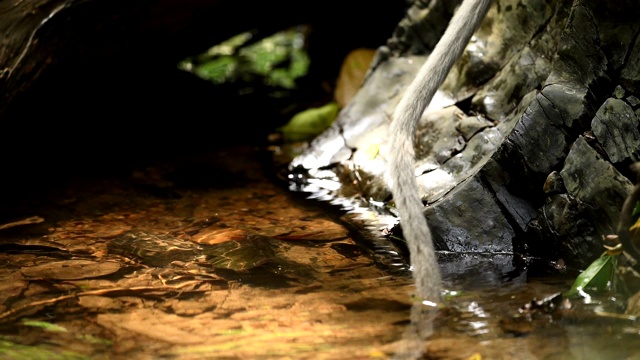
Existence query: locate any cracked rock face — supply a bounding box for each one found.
[289,0,640,269]
[592,98,640,163]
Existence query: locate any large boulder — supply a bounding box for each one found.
[288,0,640,269]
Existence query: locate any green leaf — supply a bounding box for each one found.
[179,28,310,89]
[632,201,640,218]
[279,102,339,142]
[0,339,88,360]
[192,56,237,84]
[22,320,68,332]
[563,254,614,298]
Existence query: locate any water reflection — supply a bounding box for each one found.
[389,251,640,359]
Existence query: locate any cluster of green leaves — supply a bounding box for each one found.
[178,28,310,89]
[178,27,340,143]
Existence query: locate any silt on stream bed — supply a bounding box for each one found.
[0,145,638,359]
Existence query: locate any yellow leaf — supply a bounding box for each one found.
[334,48,376,108]
[364,144,379,160]
[467,353,482,360]
[368,349,386,358]
[630,216,640,231]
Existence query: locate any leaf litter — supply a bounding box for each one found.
[0,146,413,359]
[2,146,639,359]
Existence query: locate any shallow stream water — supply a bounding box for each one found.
[0,145,638,359]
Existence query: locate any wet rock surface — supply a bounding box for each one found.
[592,98,640,163]
[288,0,640,269]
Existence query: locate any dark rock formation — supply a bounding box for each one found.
[289,0,640,269]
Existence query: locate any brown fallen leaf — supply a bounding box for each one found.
[0,280,205,321]
[274,228,349,242]
[20,259,121,280]
[162,299,215,316]
[334,48,376,108]
[191,228,248,245]
[0,216,44,231]
[78,295,123,311]
[97,308,207,344]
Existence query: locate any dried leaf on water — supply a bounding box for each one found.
[0,216,44,231]
[97,309,207,345]
[20,260,121,280]
[191,227,248,245]
[0,280,208,322]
